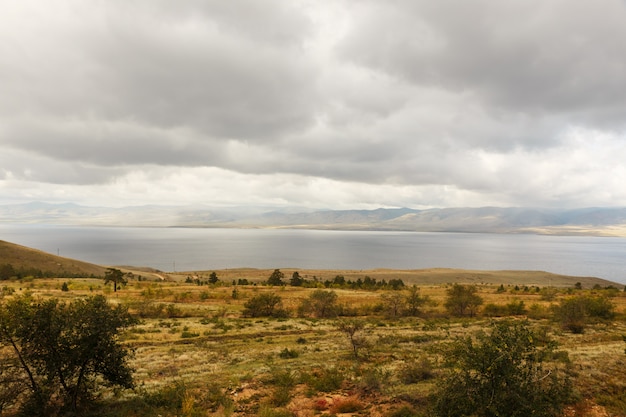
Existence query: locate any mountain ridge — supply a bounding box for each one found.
[2,202,626,236]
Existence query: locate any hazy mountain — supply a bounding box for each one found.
[2,202,626,236]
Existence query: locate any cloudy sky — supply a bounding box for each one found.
[1,0,626,210]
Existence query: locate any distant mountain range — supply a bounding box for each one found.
[2,202,626,236]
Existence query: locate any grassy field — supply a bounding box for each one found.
[2,266,625,417]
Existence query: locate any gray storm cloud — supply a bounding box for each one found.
[1,0,625,208]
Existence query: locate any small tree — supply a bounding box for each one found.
[104,267,128,292]
[209,271,219,284]
[380,292,406,318]
[0,295,136,413]
[298,290,339,318]
[431,320,573,417]
[290,271,304,287]
[242,293,286,317]
[404,285,428,316]
[444,284,483,317]
[267,269,285,286]
[336,319,369,359]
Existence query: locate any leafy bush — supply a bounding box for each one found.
[298,289,339,318]
[243,293,288,318]
[304,367,345,393]
[278,348,299,359]
[431,320,573,417]
[0,295,136,413]
[554,295,615,333]
[444,284,483,317]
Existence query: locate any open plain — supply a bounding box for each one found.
[2,262,625,416]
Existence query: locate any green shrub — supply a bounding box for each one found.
[305,367,344,393]
[278,348,299,359]
[431,320,573,417]
[554,295,615,333]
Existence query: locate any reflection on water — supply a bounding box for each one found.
[1,225,625,283]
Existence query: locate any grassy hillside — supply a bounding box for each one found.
[0,240,107,277]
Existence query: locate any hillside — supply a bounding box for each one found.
[0,240,107,277]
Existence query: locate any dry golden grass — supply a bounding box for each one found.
[2,269,626,417]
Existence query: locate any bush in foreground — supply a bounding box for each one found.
[0,295,136,415]
[431,320,573,417]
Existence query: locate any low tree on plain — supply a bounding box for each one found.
[289,271,304,287]
[242,293,286,317]
[336,319,369,360]
[404,285,429,316]
[267,269,285,286]
[209,271,219,284]
[104,267,128,292]
[380,292,405,318]
[431,320,573,417]
[298,289,339,318]
[444,284,483,317]
[0,295,136,414]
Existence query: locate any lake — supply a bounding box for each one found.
[1,225,625,284]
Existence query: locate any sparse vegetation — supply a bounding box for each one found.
[0,262,624,416]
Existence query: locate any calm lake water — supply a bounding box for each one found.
[1,225,626,284]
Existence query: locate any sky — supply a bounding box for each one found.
[1,0,626,210]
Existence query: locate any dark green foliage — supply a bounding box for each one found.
[289,271,304,286]
[209,271,219,284]
[267,269,285,286]
[483,300,527,317]
[61,282,70,292]
[431,320,573,417]
[104,268,128,292]
[242,293,286,317]
[278,348,299,359]
[0,263,98,280]
[0,295,136,414]
[444,284,483,317]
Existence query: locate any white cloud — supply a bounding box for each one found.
[1,0,626,209]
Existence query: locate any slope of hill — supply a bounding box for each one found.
[0,240,107,277]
